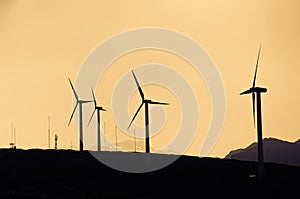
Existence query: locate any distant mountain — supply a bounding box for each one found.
[225,137,300,167]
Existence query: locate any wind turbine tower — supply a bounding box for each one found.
[128,70,169,153]
[240,46,267,179]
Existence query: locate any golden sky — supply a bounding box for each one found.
[0,0,299,157]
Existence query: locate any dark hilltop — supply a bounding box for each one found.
[0,149,299,198]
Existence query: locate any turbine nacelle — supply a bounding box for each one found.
[240,87,267,95]
[96,106,107,111]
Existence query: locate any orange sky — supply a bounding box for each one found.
[0,0,299,157]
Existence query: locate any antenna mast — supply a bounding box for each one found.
[14,127,16,149]
[115,125,117,151]
[11,122,13,144]
[48,116,50,149]
[10,123,16,149]
[134,129,136,152]
[104,121,106,151]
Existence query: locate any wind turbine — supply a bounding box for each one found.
[88,87,106,152]
[127,70,169,153]
[68,78,93,152]
[240,46,267,179]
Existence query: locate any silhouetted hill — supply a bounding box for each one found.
[0,149,299,198]
[225,137,300,167]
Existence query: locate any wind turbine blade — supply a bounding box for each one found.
[127,103,144,130]
[68,102,78,126]
[252,92,256,128]
[240,88,252,95]
[252,46,261,88]
[88,109,96,126]
[131,70,144,100]
[81,100,93,103]
[91,87,97,107]
[69,78,78,101]
[149,101,169,105]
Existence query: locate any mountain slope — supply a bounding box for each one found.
[225,137,300,166]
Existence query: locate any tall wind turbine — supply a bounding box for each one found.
[127,70,169,153]
[68,78,92,152]
[240,46,267,179]
[88,87,106,152]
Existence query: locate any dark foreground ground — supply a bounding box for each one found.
[0,149,299,199]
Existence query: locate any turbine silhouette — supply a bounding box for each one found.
[127,70,169,153]
[240,46,267,179]
[88,87,106,152]
[68,78,93,152]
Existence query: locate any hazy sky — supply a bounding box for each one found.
[0,0,299,157]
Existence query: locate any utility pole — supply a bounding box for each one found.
[134,129,136,152]
[14,127,16,149]
[104,122,106,151]
[48,116,50,149]
[10,123,16,149]
[115,125,117,151]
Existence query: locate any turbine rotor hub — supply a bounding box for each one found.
[253,87,267,93]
